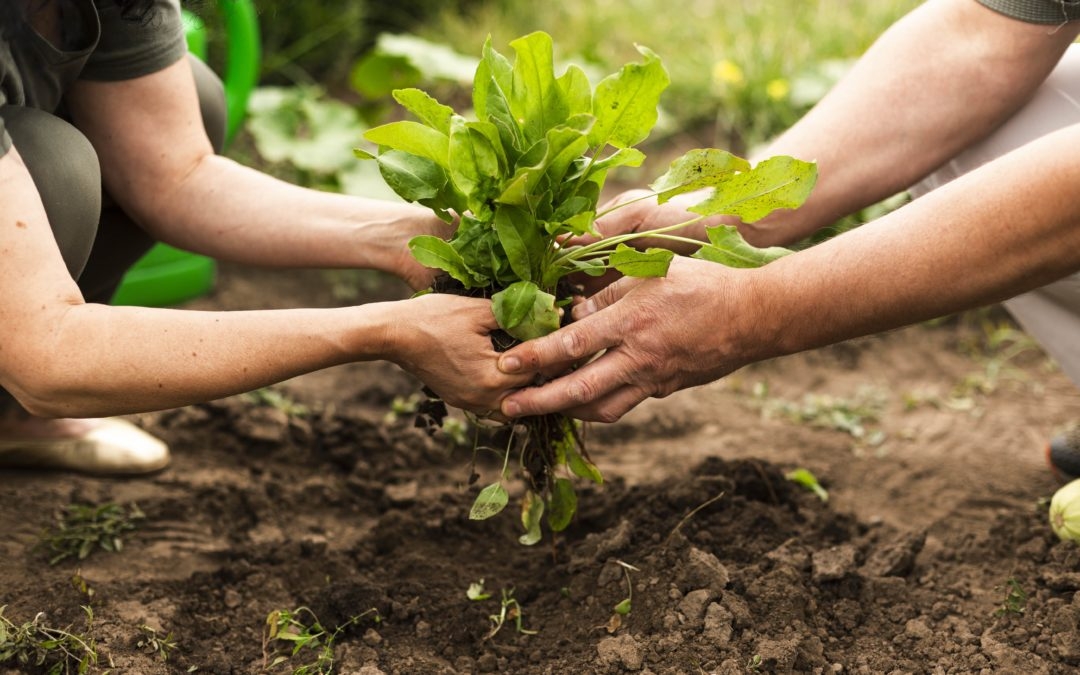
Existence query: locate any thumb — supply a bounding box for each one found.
[573,275,644,320]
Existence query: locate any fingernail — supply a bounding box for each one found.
[502,399,522,417]
[500,355,521,373]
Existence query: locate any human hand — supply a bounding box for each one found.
[391,212,458,291]
[386,293,532,413]
[496,256,760,422]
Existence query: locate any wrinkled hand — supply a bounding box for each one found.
[387,293,532,413]
[496,256,759,422]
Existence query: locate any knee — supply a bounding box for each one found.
[1,107,101,278]
[189,55,227,154]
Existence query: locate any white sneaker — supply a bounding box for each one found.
[0,418,170,475]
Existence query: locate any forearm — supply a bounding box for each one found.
[747,121,1080,360]
[8,302,398,418]
[136,154,442,273]
[641,0,1080,248]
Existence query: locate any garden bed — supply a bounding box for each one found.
[2,262,1079,674]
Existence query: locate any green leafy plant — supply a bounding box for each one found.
[263,606,379,675]
[0,605,100,675]
[994,578,1027,617]
[136,624,177,663]
[483,588,537,641]
[785,468,828,502]
[39,502,145,565]
[357,31,816,543]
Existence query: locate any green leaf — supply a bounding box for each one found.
[519,490,545,546]
[558,64,593,117]
[494,205,546,282]
[691,225,792,268]
[614,599,632,615]
[369,150,446,202]
[786,468,829,503]
[470,483,510,520]
[588,45,669,149]
[509,32,569,144]
[689,156,818,223]
[392,88,454,135]
[467,580,492,601]
[349,53,422,99]
[492,281,560,341]
[567,444,603,484]
[649,149,751,204]
[579,147,646,181]
[541,124,592,187]
[452,215,503,282]
[449,116,500,207]
[547,478,578,532]
[409,235,483,286]
[364,121,450,168]
[609,244,675,277]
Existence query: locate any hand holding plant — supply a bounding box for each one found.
[357,31,817,543]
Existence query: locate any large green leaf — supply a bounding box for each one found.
[494,204,546,282]
[452,215,504,282]
[547,478,577,532]
[449,116,500,208]
[361,149,446,203]
[690,156,818,223]
[363,121,449,168]
[392,88,454,135]
[650,149,751,204]
[509,32,569,145]
[492,281,560,341]
[691,225,792,268]
[558,64,593,117]
[609,244,675,277]
[409,235,483,286]
[588,45,669,149]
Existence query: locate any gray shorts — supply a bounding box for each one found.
[909,44,1080,387]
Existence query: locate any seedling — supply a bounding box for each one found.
[244,387,309,418]
[785,468,828,503]
[263,606,379,675]
[467,579,493,601]
[994,578,1027,617]
[136,624,177,662]
[746,654,763,671]
[358,30,816,543]
[39,502,145,565]
[607,560,639,634]
[0,604,100,674]
[484,588,537,641]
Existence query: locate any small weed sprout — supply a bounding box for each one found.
[467,579,492,601]
[39,502,145,565]
[0,604,100,674]
[263,606,379,675]
[484,588,537,641]
[785,468,829,503]
[746,653,763,671]
[994,578,1027,617]
[244,387,309,417]
[605,560,639,633]
[137,624,177,662]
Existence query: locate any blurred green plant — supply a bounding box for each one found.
[39,502,145,565]
[418,0,921,150]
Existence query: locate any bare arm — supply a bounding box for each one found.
[0,147,519,418]
[498,121,1080,420]
[65,58,447,290]
[600,0,1080,249]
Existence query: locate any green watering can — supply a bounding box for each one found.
[111,0,260,307]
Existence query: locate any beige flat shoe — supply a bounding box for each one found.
[0,418,170,475]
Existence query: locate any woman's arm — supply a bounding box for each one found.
[65,57,446,290]
[0,146,518,418]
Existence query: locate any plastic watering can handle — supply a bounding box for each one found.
[181,0,261,144]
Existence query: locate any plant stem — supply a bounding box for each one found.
[552,215,707,267]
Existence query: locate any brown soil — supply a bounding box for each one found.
[3,262,1080,675]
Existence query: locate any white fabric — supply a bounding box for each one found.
[908,44,1080,386]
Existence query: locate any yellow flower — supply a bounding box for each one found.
[712,59,744,87]
[766,78,790,101]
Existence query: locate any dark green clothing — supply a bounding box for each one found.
[978,0,1080,23]
[0,0,186,157]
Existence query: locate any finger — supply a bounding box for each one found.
[499,347,635,418]
[497,312,618,376]
[564,382,652,423]
[573,275,644,320]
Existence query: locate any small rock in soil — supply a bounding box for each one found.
[384,480,419,506]
[812,544,859,582]
[677,588,716,627]
[679,546,730,594]
[861,530,926,577]
[596,634,645,671]
[702,602,734,646]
